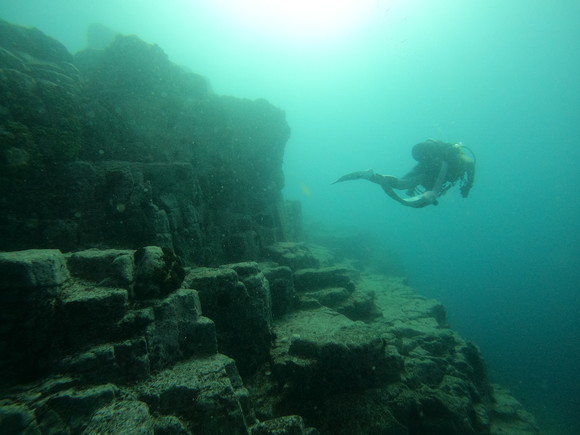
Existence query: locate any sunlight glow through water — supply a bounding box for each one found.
[207,0,387,47]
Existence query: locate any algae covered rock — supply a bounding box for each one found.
[133,246,185,300]
[0,401,41,435]
[137,354,254,435]
[264,241,322,271]
[262,264,297,318]
[82,400,154,435]
[0,249,69,288]
[67,248,134,288]
[271,307,403,397]
[185,263,274,375]
[0,249,69,384]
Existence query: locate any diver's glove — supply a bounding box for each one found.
[332,169,374,184]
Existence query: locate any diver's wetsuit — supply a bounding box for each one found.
[333,139,475,208]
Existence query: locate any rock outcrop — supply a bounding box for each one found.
[0,19,541,435]
[0,246,541,434]
[0,18,297,265]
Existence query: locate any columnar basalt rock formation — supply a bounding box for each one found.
[0,20,541,434]
[0,18,295,265]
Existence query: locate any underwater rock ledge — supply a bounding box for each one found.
[0,245,542,434]
[0,19,541,434]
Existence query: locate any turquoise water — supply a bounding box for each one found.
[1,1,579,433]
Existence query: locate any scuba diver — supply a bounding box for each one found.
[333,139,476,208]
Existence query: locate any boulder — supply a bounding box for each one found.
[133,246,185,300]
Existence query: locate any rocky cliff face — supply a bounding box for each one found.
[0,19,541,435]
[0,19,296,266]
